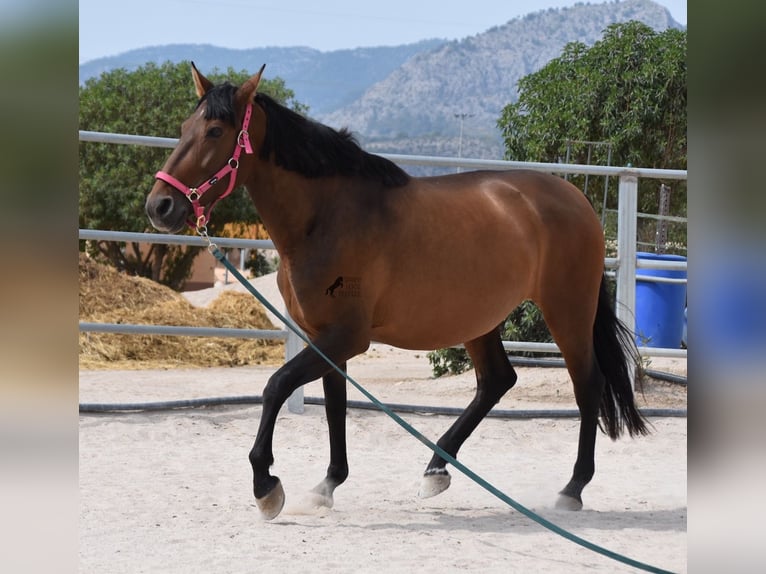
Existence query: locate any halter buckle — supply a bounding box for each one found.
[195,214,208,234]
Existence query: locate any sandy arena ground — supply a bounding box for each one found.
[80,341,686,573]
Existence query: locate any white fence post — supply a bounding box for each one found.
[284,312,305,414]
[616,173,638,388]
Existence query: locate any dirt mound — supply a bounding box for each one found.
[79,254,284,369]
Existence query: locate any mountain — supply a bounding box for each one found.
[321,0,683,159]
[79,0,683,163]
[79,40,446,115]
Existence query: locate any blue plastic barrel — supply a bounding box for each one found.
[635,252,687,348]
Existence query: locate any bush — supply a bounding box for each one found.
[245,250,278,277]
[427,347,473,377]
[501,300,553,349]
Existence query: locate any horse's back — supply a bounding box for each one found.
[388,169,602,282]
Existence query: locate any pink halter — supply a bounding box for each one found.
[155,102,254,231]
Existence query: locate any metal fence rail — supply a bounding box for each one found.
[79,322,287,340]
[78,129,688,179]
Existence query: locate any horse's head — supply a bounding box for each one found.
[145,62,265,234]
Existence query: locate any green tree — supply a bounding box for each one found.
[498,21,687,251]
[79,60,306,289]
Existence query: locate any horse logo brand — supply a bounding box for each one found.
[325,276,361,298]
[325,276,344,297]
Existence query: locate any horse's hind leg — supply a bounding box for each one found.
[555,350,604,510]
[419,328,517,498]
[537,297,604,511]
[308,365,349,508]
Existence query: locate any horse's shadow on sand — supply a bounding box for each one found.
[279,506,686,535]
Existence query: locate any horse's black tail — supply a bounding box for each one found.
[593,275,650,440]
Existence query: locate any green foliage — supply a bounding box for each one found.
[427,347,473,377]
[501,301,553,352]
[497,22,687,253]
[79,60,305,289]
[244,250,278,277]
[499,22,686,169]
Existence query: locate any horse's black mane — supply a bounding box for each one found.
[198,83,410,187]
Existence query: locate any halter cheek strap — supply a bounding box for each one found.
[155,102,254,231]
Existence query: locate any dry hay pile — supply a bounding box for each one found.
[79,254,284,369]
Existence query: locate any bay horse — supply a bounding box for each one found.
[145,64,648,520]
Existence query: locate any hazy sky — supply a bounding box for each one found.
[79,0,686,64]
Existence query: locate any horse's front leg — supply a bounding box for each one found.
[420,331,517,498]
[308,366,348,508]
[249,332,366,520]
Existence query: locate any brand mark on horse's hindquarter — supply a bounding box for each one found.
[325,276,361,298]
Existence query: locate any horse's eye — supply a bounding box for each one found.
[206,126,223,138]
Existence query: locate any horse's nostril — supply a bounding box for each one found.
[146,193,185,233]
[157,196,174,218]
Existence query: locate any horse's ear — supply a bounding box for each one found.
[237,64,266,105]
[191,61,214,98]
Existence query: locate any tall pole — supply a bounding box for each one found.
[454,112,474,172]
[616,173,638,389]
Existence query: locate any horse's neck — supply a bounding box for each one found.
[244,166,323,256]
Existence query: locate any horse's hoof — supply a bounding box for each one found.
[308,479,335,509]
[256,478,286,520]
[307,490,334,509]
[418,469,451,498]
[555,493,583,511]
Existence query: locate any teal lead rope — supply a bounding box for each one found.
[211,246,674,574]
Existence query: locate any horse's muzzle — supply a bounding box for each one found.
[145,186,190,234]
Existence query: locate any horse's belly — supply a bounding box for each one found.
[370,281,524,350]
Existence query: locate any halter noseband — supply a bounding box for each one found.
[155,102,254,232]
